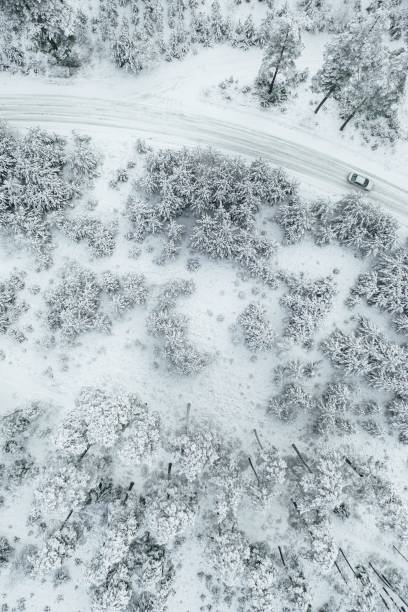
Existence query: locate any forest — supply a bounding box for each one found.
[1,0,408,611]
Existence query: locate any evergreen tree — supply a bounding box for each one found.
[338,46,408,133]
[232,15,258,50]
[312,13,387,114]
[255,10,304,106]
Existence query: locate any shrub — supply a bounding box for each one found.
[275,197,311,244]
[57,215,118,258]
[146,279,210,375]
[312,194,398,256]
[44,262,111,340]
[280,274,336,346]
[0,273,27,333]
[322,317,408,394]
[268,383,314,423]
[233,302,275,352]
[350,247,408,332]
[101,270,148,315]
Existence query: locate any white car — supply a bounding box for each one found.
[347,171,374,191]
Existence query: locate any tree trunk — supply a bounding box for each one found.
[339,110,358,131]
[314,85,336,114]
[61,509,73,530]
[292,443,312,473]
[268,30,289,94]
[253,428,263,450]
[248,456,260,484]
[339,96,369,131]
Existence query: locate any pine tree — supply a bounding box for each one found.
[210,0,231,42]
[255,10,304,106]
[312,13,387,114]
[338,46,408,133]
[232,15,258,50]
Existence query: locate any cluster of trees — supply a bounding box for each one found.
[0,0,87,74]
[232,302,276,352]
[323,316,408,395]
[101,0,296,74]
[2,2,408,143]
[0,272,27,335]
[1,384,408,610]
[298,0,362,33]
[268,362,385,439]
[0,123,100,268]
[0,0,285,76]
[251,6,408,140]
[128,147,296,286]
[55,214,118,258]
[146,278,210,375]
[44,262,148,341]
[0,400,48,512]
[349,246,408,335]
[312,12,408,138]
[280,273,337,347]
[274,193,398,257]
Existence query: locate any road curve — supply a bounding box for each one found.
[1,94,407,218]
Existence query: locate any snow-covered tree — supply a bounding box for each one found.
[35,522,81,575]
[307,522,338,574]
[0,272,27,333]
[338,46,408,134]
[322,317,408,394]
[65,133,100,190]
[210,0,231,42]
[349,246,408,331]
[55,387,149,459]
[206,519,250,586]
[275,197,311,244]
[33,457,96,519]
[314,381,354,436]
[273,358,320,384]
[169,424,220,482]
[191,10,213,46]
[45,262,111,340]
[242,542,277,612]
[101,270,149,314]
[111,17,156,73]
[268,383,314,423]
[144,475,198,545]
[255,10,305,106]
[117,409,161,468]
[313,194,397,256]
[294,450,345,518]
[232,15,258,49]
[247,442,286,505]
[209,452,245,523]
[233,302,275,352]
[146,279,210,375]
[56,215,118,258]
[0,536,14,567]
[312,14,387,113]
[386,395,408,443]
[280,274,336,346]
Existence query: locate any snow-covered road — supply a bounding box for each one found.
[1,93,408,218]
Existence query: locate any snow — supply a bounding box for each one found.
[2,8,408,612]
